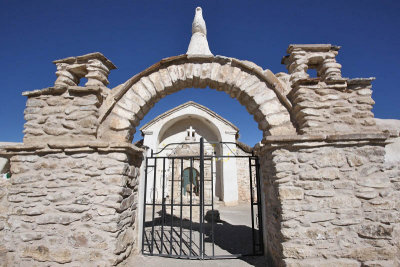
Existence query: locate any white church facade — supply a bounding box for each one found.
[140,101,254,206]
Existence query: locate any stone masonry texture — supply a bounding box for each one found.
[1,150,142,266]
[259,142,400,266]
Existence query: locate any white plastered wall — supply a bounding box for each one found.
[141,103,239,205]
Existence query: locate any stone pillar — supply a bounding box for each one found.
[22,86,104,144]
[53,52,116,87]
[288,77,378,134]
[282,44,342,84]
[54,63,81,86]
[85,58,113,86]
[0,178,10,265]
[283,44,378,135]
[1,142,143,266]
[257,134,399,267]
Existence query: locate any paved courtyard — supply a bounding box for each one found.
[127,203,267,266]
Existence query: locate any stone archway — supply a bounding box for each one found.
[1,5,395,266]
[98,55,296,143]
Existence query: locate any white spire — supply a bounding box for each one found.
[186,7,213,56]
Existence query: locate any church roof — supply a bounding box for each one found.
[140,101,239,132]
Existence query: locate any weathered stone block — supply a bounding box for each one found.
[357,223,393,239]
[282,243,317,259]
[356,173,391,188]
[279,186,304,200]
[304,212,336,223]
[305,189,335,197]
[362,260,397,267]
[22,245,72,264]
[299,168,340,181]
[285,258,361,267]
[329,196,361,209]
[355,188,378,200]
[37,214,80,225]
[344,246,397,262]
[55,204,90,213]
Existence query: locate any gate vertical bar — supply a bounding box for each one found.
[255,157,264,253]
[248,157,256,255]
[211,155,215,257]
[170,158,174,255]
[189,157,193,256]
[199,137,204,258]
[160,158,166,254]
[141,157,149,253]
[179,158,183,257]
[150,158,157,254]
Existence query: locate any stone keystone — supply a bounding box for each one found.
[186,7,213,56]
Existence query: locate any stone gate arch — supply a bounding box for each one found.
[1,5,397,267]
[98,55,296,143]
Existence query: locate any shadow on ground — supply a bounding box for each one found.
[141,210,266,266]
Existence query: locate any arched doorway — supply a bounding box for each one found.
[94,54,294,261]
[3,3,387,265]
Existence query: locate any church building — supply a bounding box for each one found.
[140,101,253,206]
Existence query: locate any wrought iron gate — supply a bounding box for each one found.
[141,138,263,259]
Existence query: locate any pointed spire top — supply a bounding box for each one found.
[186,7,213,56]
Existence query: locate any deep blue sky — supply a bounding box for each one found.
[1,1,399,146]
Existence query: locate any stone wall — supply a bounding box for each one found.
[2,45,398,266]
[289,78,377,135]
[1,144,143,266]
[23,86,105,144]
[0,179,11,265]
[258,135,400,267]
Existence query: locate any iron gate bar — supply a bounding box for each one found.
[210,156,215,257]
[153,230,161,253]
[199,137,204,259]
[150,158,157,255]
[155,230,166,253]
[141,157,148,253]
[145,231,151,252]
[179,158,183,257]
[173,228,196,257]
[146,155,254,159]
[248,157,256,255]
[163,228,177,255]
[169,158,174,255]
[147,203,212,207]
[255,157,264,253]
[160,158,166,254]
[189,157,193,256]
[169,229,180,255]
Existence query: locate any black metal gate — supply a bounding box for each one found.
[141,138,263,259]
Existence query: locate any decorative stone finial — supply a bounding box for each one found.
[186,7,213,56]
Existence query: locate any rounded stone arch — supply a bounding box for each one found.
[98,55,296,142]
